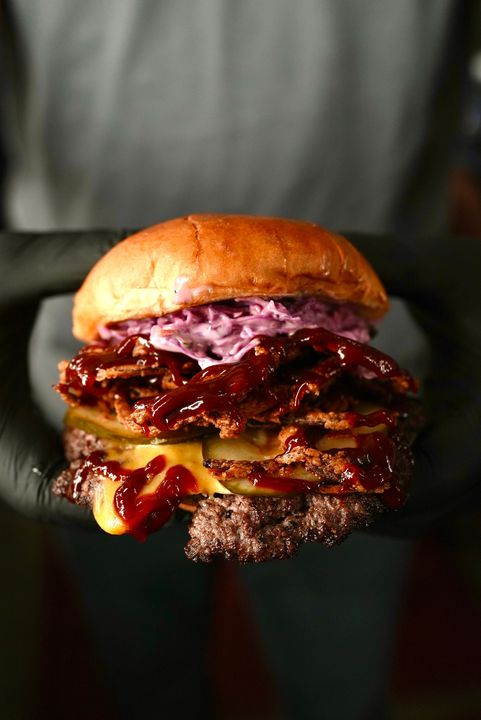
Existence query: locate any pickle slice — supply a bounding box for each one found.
[220,479,282,497]
[65,406,142,440]
[202,428,282,461]
[218,463,323,497]
[65,406,206,445]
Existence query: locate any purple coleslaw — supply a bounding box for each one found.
[99,296,372,369]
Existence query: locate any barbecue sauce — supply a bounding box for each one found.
[59,335,192,403]
[283,428,309,453]
[60,327,415,429]
[274,428,401,503]
[340,431,397,497]
[71,451,198,540]
[133,328,416,432]
[345,408,396,429]
[247,470,321,495]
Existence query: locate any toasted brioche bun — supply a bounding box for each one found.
[73,214,388,342]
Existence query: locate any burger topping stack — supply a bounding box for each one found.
[53,215,422,562]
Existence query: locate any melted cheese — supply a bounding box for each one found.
[93,440,229,535]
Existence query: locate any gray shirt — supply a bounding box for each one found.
[1,3,475,718]
[4,0,465,236]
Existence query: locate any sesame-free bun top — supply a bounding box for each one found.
[73,214,389,341]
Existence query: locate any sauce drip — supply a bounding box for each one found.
[283,429,309,453]
[134,337,284,433]
[248,469,320,495]
[345,409,396,428]
[340,431,404,508]
[249,430,403,505]
[71,451,198,540]
[60,335,193,403]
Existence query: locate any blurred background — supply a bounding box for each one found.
[1,2,481,719]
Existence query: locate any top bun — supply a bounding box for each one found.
[73,214,388,341]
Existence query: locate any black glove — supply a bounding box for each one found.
[347,232,481,533]
[0,229,130,523]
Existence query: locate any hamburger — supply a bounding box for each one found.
[53,214,420,562]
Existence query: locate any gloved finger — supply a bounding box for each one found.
[392,395,480,529]
[0,229,133,307]
[344,232,420,299]
[346,233,481,321]
[346,233,481,532]
[0,304,94,525]
[366,333,481,536]
[349,230,481,412]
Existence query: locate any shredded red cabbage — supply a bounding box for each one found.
[99,296,372,369]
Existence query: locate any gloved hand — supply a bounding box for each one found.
[1,229,480,532]
[347,232,481,533]
[0,229,130,523]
